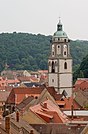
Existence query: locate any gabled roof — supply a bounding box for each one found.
[30,99,69,123]
[75,89,88,107]
[75,79,85,86]
[6,87,44,104]
[22,89,69,124]
[17,76,31,82]
[16,96,34,110]
[10,87,43,94]
[6,86,64,105]
[7,112,40,133]
[7,79,20,84]
[74,79,88,91]
[17,76,39,82]
[22,109,46,124]
[31,124,84,134]
[46,87,61,100]
[63,97,81,110]
[33,88,56,105]
[24,88,56,112]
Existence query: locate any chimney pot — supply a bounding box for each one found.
[44,103,47,109]
[30,129,34,134]
[16,111,19,122]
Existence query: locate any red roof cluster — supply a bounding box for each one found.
[75,79,88,91]
[30,99,69,123]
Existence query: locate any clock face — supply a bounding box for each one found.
[64,44,67,48]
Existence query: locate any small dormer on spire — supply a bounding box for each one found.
[57,17,63,31]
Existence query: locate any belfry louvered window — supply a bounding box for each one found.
[52,61,55,73]
[64,62,67,69]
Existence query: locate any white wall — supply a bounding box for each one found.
[59,59,72,73]
[48,74,58,87]
[59,73,72,87]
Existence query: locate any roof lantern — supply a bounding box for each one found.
[53,18,68,38]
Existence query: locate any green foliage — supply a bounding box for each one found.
[0,33,51,71]
[73,54,88,81]
[0,33,88,73]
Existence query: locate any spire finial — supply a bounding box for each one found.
[57,17,62,31]
[59,17,61,24]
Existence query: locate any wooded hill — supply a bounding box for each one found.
[0,32,88,74]
[74,54,88,81]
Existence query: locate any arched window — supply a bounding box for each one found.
[52,52,54,55]
[64,39,66,42]
[64,51,66,55]
[64,62,67,69]
[52,61,55,73]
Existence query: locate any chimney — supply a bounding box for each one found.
[30,129,34,134]
[5,116,10,134]
[71,104,74,120]
[16,111,19,122]
[43,103,47,109]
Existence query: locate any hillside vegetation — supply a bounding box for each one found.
[0,32,88,73]
[74,54,88,81]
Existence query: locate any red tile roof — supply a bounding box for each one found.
[6,86,66,105]
[63,97,81,110]
[75,79,85,86]
[7,79,20,84]
[30,99,69,123]
[75,81,88,91]
[6,87,44,104]
[17,76,39,82]
[16,96,34,110]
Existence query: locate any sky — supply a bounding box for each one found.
[0,0,88,40]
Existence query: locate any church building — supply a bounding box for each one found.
[48,19,72,97]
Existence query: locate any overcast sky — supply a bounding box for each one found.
[0,0,88,40]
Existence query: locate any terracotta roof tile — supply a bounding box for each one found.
[6,87,44,104]
[30,99,69,123]
[63,97,81,110]
[16,96,34,110]
[75,79,88,91]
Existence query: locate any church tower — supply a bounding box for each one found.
[48,19,72,97]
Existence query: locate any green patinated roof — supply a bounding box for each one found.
[53,30,68,38]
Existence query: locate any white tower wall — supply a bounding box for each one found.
[48,20,73,97]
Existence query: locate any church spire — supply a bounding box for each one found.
[57,17,63,31]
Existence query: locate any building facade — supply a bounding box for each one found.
[48,20,72,97]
